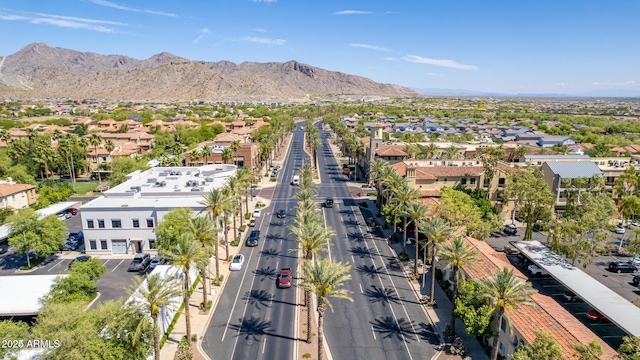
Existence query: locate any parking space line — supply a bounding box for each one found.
[48,260,65,272]
[112,259,125,272]
[103,259,110,265]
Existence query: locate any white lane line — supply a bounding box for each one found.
[371,326,377,340]
[228,239,267,359]
[276,261,279,270]
[48,260,65,271]
[103,259,110,265]
[359,284,364,294]
[351,255,355,263]
[112,259,124,272]
[222,243,258,342]
[262,338,267,354]
[341,216,344,222]
[322,207,331,262]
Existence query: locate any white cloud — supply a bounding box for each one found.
[425,73,444,77]
[593,80,636,86]
[143,9,177,17]
[402,55,477,70]
[242,36,286,45]
[0,14,28,21]
[383,57,398,61]
[349,43,388,51]
[253,0,277,2]
[254,28,267,32]
[30,18,115,33]
[193,28,210,43]
[34,13,127,26]
[556,82,567,86]
[90,0,139,12]
[333,10,372,15]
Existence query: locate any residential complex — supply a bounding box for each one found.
[0,179,37,209]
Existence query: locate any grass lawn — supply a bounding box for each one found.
[73,182,99,195]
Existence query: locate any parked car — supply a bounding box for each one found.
[586,309,609,322]
[277,268,292,288]
[246,230,260,247]
[68,231,84,242]
[630,257,640,267]
[62,240,82,251]
[128,253,151,272]
[504,224,518,235]
[149,256,162,270]
[249,218,256,227]
[229,254,245,271]
[630,221,640,228]
[57,212,71,220]
[527,264,549,276]
[562,291,581,302]
[0,246,9,254]
[633,274,640,286]
[68,255,91,269]
[615,225,626,234]
[253,209,261,218]
[276,209,286,218]
[608,261,638,273]
[69,208,78,215]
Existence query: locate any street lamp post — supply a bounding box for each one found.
[23,230,30,268]
[422,242,427,290]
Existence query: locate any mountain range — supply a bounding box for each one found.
[413,87,640,98]
[0,43,422,101]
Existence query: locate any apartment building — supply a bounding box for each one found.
[0,179,37,209]
[541,161,603,210]
[80,165,236,255]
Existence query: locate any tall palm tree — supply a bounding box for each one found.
[418,142,439,159]
[89,133,103,183]
[437,236,479,336]
[478,268,537,360]
[189,148,202,166]
[160,233,204,340]
[199,189,231,279]
[382,172,405,234]
[236,167,254,216]
[221,147,233,164]
[403,201,430,274]
[396,184,420,255]
[229,140,241,166]
[442,145,460,160]
[128,273,182,360]
[368,158,390,212]
[190,216,216,310]
[299,258,353,360]
[419,218,453,302]
[200,145,213,164]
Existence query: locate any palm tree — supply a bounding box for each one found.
[128,273,182,360]
[189,148,202,166]
[160,233,204,340]
[442,145,459,160]
[403,201,430,274]
[190,216,216,310]
[224,178,241,241]
[368,158,390,212]
[236,167,254,216]
[199,189,231,279]
[200,145,213,164]
[437,236,479,337]
[478,268,537,360]
[89,133,103,183]
[221,147,233,164]
[299,258,353,360]
[382,172,405,234]
[229,140,241,166]
[396,184,420,255]
[418,142,439,159]
[420,218,453,302]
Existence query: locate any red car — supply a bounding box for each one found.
[69,208,78,215]
[278,268,292,288]
[586,309,609,322]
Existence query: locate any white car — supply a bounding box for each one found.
[615,225,626,234]
[229,254,245,271]
[528,264,549,276]
[630,257,640,266]
[253,209,261,218]
[630,221,640,228]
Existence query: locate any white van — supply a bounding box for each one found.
[292,175,300,185]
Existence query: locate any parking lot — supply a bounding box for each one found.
[486,225,633,350]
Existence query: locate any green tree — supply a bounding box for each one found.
[4,164,37,185]
[512,331,563,360]
[45,257,106,304]
[0,320,30,360]
[419,217,453,303]
[190,216,216,310]
[454,279,493,338]
[437,236,479,336]
[503,168,555,240]
[477,268,537,360]
[478,146,506,184]
[403,201,430,275]
[89,133,103,183]
[299,258,353,360]
[7,209,66,267]
[618,336,640,360]
[200,188,232,277]
[128,273,183,360]
[571,340,603,360]
[154,207,193,251]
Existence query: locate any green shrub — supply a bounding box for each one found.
[160,301,186,348]
[302,354,311,359]
[270,178,277,182]
[361,184,371,188]
[245,213,251,220]
[199,300,213,312]
[264,173,270,177]
[398,253,410,261]
[366,192,377,197]
[231,238,240,246]
[191,333,198,342]
[175,336,193,360]
[238,225,246,232]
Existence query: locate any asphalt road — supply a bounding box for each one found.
[202,126,306,360]
[316,124,440,360]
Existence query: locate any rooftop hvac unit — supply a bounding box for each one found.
[205,177,214,182]
[186,171,192,175]
[154,181,167,187]
[147,178,157,183]
[174,189,182,192]
[191,187,202,192]
[130,186,141,192]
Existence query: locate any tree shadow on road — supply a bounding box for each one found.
[254,266,278,282]
[364,285,400,307]
[370,316,418,343]
[242,289,274,310]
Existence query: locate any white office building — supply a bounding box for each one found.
[80,165,236,255]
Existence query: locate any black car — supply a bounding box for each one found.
[128,253,151,272]
[504,224,518,235]
[246,230,260,247]
[608,261,638,273]
[633,275,640,286]
[276,209,286,218]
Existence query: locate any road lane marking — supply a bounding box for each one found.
[276,261,279,270]
[48,260,65,271]
[371,326,377,340]
[340,216,344,222]
[322,207,331,262]
[103,259,110,265]
[262,338,267,354]
[351,255,355,263]
[359,284,363,294]
[112,259,124,272]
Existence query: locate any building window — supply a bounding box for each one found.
[149,239,157,249]
[98,219,105,229]
[470,178,476,185]
[132,219,140,228]
[89,240,97,250]
[87,220,95,229]
[111,219,122,228]
[498,178,506,187]
[444,178,447,182]
[461,178,467,185]
[146,219,154,228]
[501,317,507,332]
[499,342,505,355]
[100,240,108,250]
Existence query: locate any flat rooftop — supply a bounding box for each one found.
[82,165,236,210]
[512,240,640,337]
[0,275,67,316]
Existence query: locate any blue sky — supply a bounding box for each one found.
[0,0,639,95]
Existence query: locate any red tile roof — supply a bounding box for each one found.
[0,183,35,197]
[375,146,408,157]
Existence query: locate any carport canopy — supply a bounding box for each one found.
[0,201,78,242]
[0,275,67,316]
[512,240,640,336]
